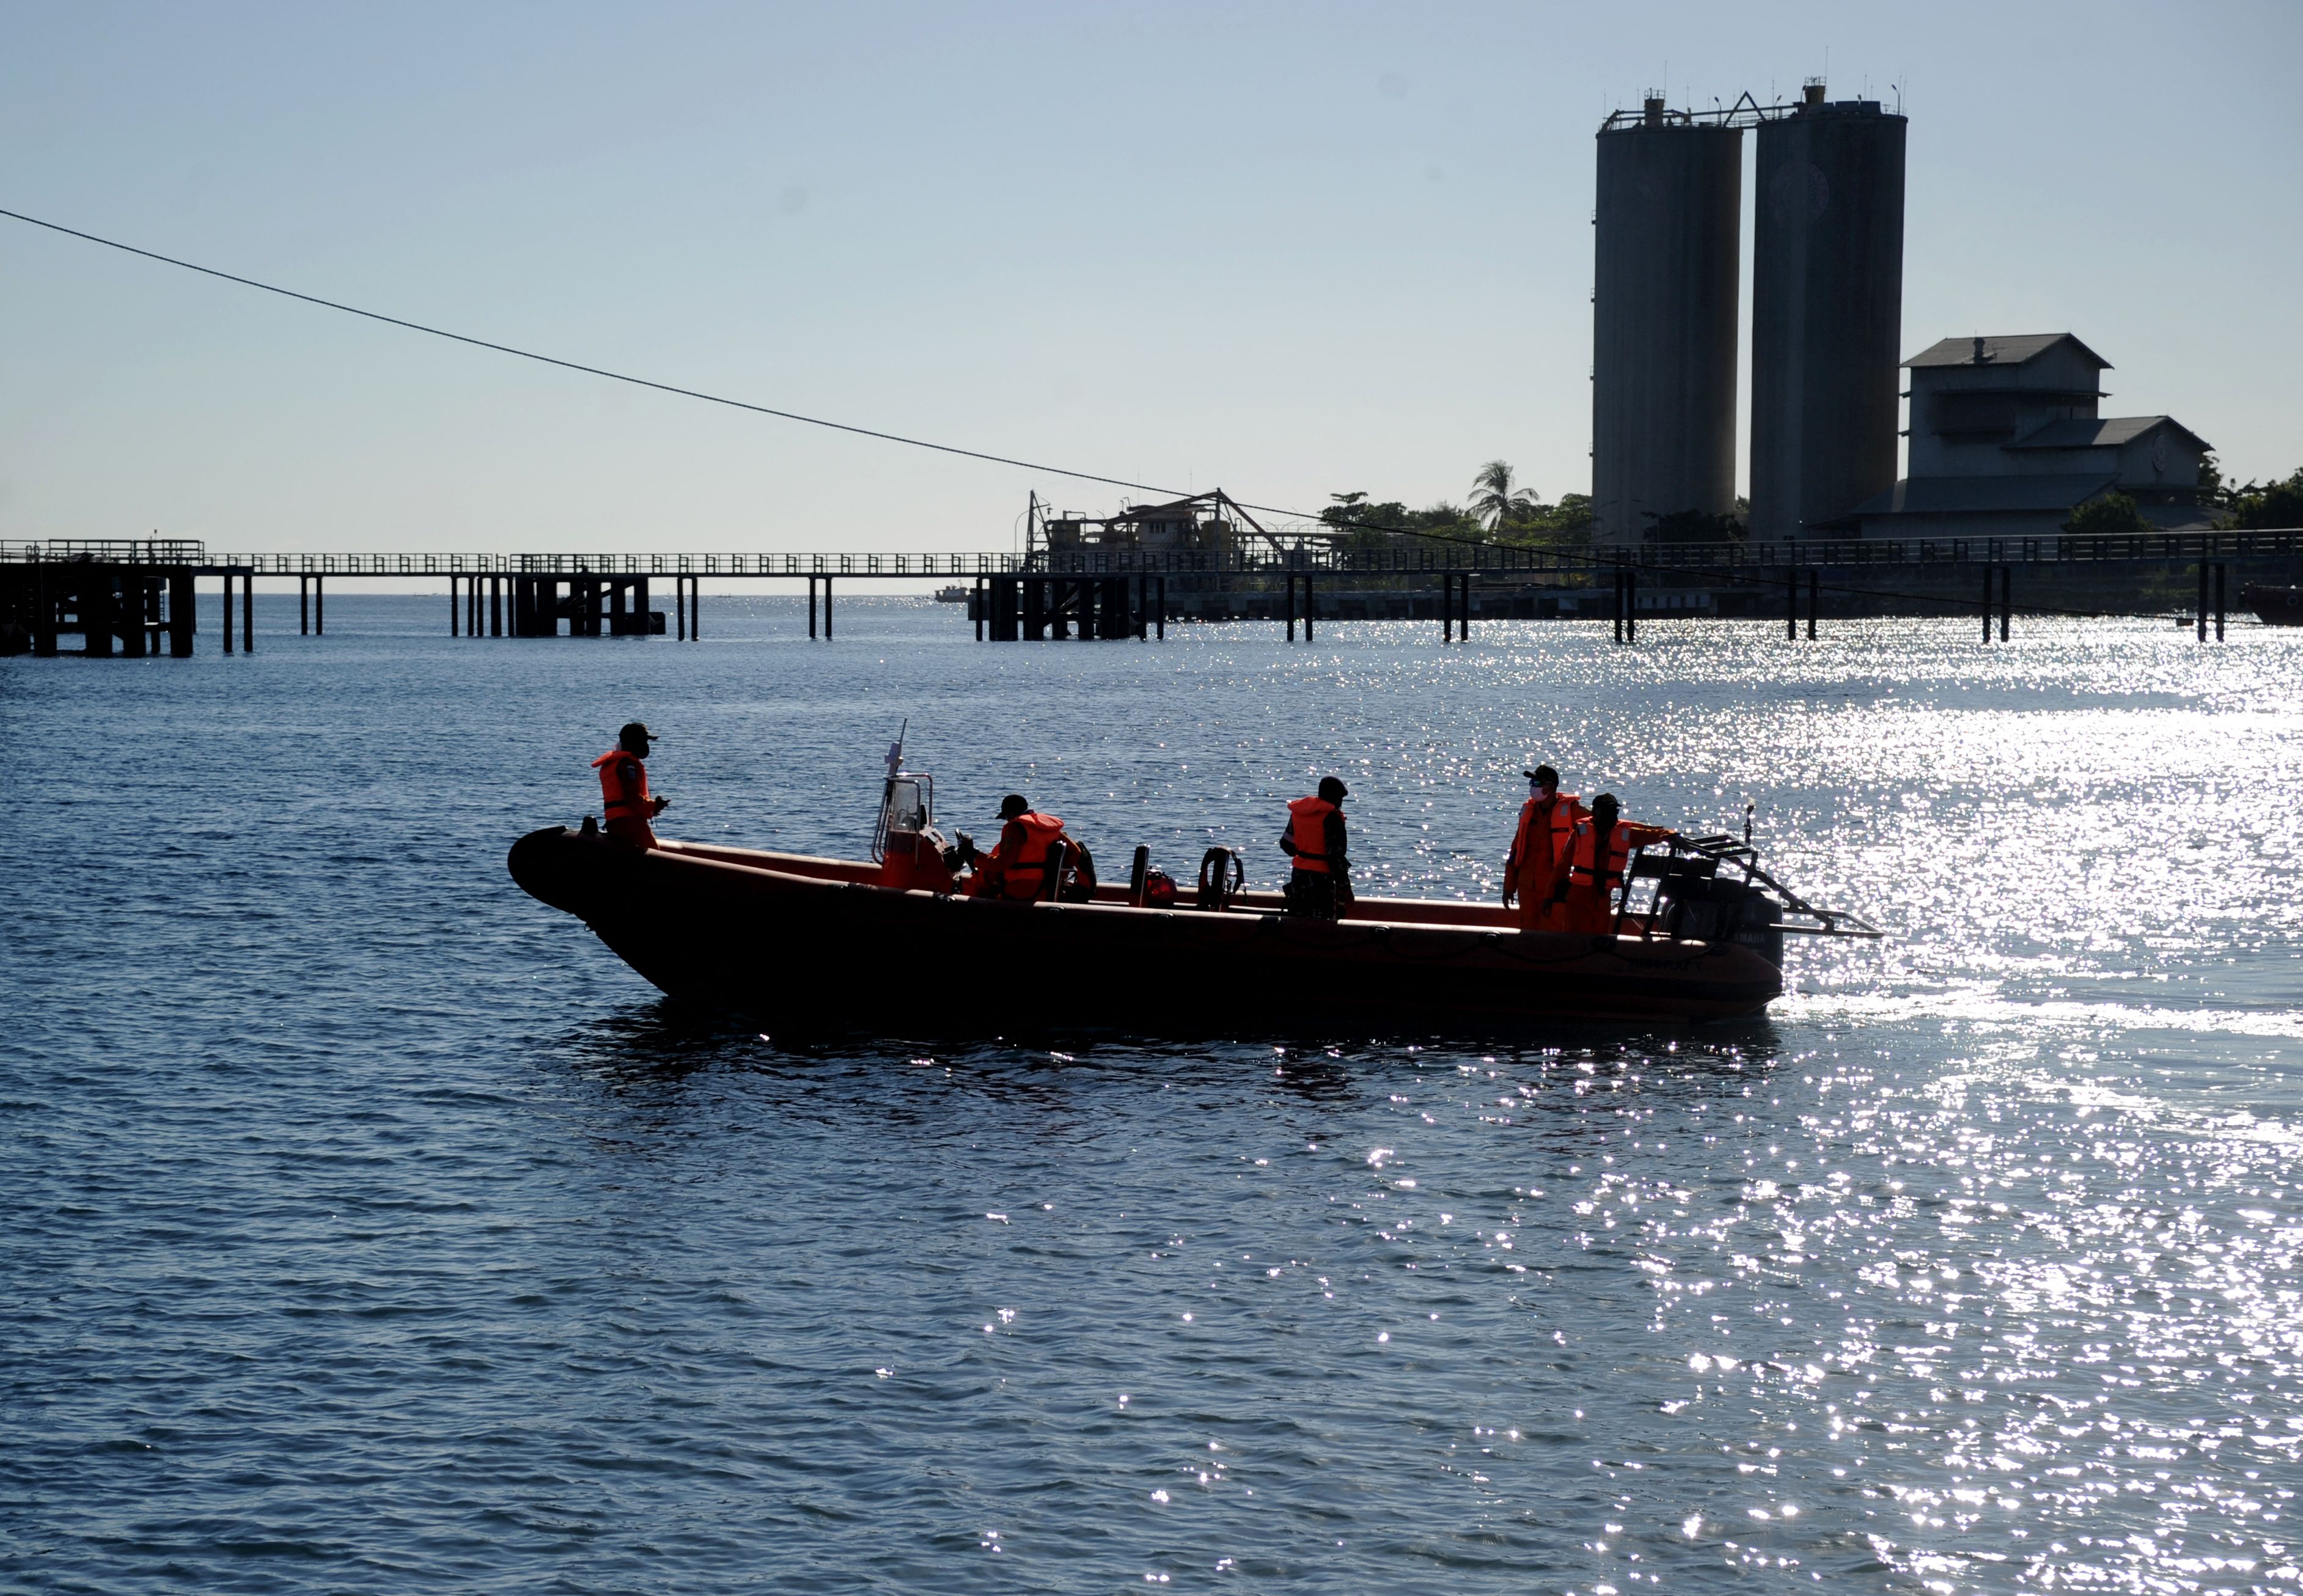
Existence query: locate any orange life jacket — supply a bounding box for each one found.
[1287,795,1337,873]
[1511,790,1581,873]
[593,748,650,822]
[1000,811,1067,900]
[1565,820,1631,894]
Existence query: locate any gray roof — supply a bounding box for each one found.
[1904,333,2113,370]
[1847,472,2118,518]
[2008,414,2213,452]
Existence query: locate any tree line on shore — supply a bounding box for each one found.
[2064,459,2303,538]
[1317,462,1595,548]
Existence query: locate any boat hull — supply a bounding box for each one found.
[507,828,1783,1034]
[2242,584,2303,627]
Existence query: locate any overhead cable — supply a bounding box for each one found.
[0,205,2197,622]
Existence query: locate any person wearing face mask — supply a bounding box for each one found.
[1502,763,1585,933]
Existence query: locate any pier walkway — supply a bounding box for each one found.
[4,532,2296,653]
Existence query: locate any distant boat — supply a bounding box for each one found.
[933,584,969,604]
[2242,584,2303,627]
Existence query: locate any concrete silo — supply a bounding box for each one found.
[1592,98,1744,546]
[1749,84,1908,539]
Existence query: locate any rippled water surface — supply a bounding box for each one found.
[5,597,2300,1594]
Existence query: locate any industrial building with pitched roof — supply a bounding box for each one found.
[1836,334,2214,539]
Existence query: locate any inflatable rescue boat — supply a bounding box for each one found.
[508,754,1878,1035]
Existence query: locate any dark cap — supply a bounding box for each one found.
[619,721,656,749]
[1591,792,1620,814]
[1317,776,1349,802]
[996,793,1030,819]
[1524,764,1559,787]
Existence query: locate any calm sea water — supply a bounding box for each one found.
[4,594,2299,1595]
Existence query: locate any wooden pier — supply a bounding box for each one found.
[0,540,253,657]
[6,530,2295,653]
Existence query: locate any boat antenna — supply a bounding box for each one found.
[1744,801,1755,847]
[870,717,911,866]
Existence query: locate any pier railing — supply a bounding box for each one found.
[1,539,208,565]
[5,531,2296,579]
[203,530,2303,578]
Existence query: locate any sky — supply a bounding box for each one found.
[4,0,2299,562]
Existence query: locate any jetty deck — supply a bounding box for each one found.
[4,532,2295,653]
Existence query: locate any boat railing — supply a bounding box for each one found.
[1622,834,1883,942]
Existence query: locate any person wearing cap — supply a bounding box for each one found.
[1502,764,1587,933]
[1550,792,1675,937]
[972,793,1088,901]
[592,721,669,848]
[1280,776,1353,920]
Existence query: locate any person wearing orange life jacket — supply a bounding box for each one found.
[973,793,1080,901]
[1279,776,1353,920]
[1550,792,1675,936]
[592,721,670,848]
[1501,763,1587,933]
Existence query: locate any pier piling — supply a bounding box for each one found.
[33,568,55,655]
[1443,572,1475,642]
[169,571,194,656]
[86,573,115,657]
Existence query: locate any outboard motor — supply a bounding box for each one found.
[1644,825,1879,964]
[1729,890,1785,971]
[1653,855,1722,940]
[1656,863,1783,967]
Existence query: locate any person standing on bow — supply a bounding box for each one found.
[1502,763,1586,933]
[1551,792,1675,936]
[592,721,670,848]
[1280,776,1353,920]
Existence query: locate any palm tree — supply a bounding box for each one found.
[1467,460,1537,530]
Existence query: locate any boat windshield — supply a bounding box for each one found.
[887,778,927,834]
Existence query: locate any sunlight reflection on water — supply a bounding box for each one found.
[2,598,2298,1593]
